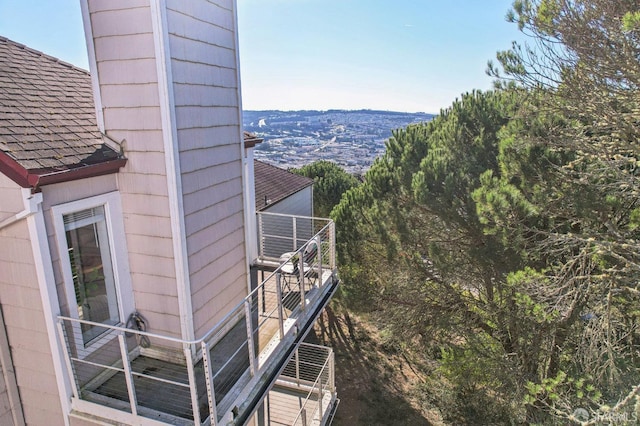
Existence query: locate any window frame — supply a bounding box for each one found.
[52,191,133,357]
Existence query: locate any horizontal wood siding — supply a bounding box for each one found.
[0,174,23,223]
[166,0,248,336]
[0,216,63,424]
[0,374,13,426]
[88,1,182,337]
[0,175,21,426]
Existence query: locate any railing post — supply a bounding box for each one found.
[258,213,264,259]
[317,235,323,287]
[299,253,306,310]
[184,345,202,425]
[330,221,336,271]
[56,319,80,399]
[266,394,272,425]
[295,347,300,386]
[244,300,257,375]
[275,272,285,338]
[292,216,297,250]
[318,375,323,421]
[118,333,138,416]
[330,349,336,395]
[202,340,219,424]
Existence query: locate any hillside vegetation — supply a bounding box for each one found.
[328,1,640,423]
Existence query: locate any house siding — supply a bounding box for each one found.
[0,375,12,426]
[86,0,182,338]
[166,0,248,336]
[0,175,63,424]
[0,176,23,426]
[86,0,247,340]
[263,187,314,218]
[0,175,23,223]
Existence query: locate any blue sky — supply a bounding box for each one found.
[0,0,522,114]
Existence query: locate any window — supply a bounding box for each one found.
[64,206,119,344]
[53,192,133,349]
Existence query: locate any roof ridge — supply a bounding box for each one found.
[0,35,90,75]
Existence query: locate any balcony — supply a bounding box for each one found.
[56,214,339,425]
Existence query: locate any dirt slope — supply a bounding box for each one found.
[307,304,444,426]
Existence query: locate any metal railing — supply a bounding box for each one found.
[57,216,337,425]
[257,212,336,271]
[278,343,336,426]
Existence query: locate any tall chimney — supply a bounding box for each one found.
[80,0,248,342]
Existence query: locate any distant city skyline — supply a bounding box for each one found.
[0,1,523,114]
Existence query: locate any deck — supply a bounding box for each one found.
[58,214,338,425]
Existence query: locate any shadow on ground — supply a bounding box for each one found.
[306,303,434,426]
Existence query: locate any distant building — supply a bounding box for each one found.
[254,160,313,216]
[0,2,338,425]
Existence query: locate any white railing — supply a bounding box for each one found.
[257,212,336,271]
[57,216,338,425]
[278,343,336,426]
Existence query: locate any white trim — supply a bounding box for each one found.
[231,0,254,296]
[149,0,195,342]
[51,192,134,358]
[25,192,72,426]
[244,148,258,263]
[79,0,105,132]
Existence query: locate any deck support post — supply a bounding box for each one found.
[185,345,202,424]
[118,333,138,417]
[298,254,306,310]
[245,299,257,375]
[202,340,219,424]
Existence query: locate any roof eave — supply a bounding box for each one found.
[0,152,127,191]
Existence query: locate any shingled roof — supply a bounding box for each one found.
[0,36,125,190]
[254,160,313,211]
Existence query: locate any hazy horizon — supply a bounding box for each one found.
[0,1,523,114]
